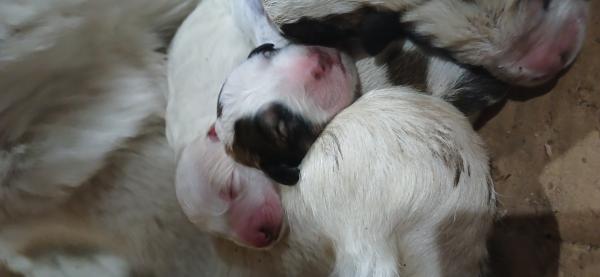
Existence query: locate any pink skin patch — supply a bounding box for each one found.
[227,183,284,248]
[286,46,354,115]
[516,17,583,81]
[502,0,588,84]
[207,123,219,142]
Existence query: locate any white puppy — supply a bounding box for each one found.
[176,131,286,249]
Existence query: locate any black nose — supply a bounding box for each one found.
[248,43,277,58]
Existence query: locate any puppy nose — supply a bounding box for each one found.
[258,223,280,244]
[253,221,282,248]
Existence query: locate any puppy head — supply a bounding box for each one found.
[175,126,284,249]
[428,0,590,86]
[215,43,358,185]
[403,0,589,86]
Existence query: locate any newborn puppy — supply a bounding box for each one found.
[171,0,290,249]
[264,0,589,86]
[215,44,359,185]
[176,127,284,249]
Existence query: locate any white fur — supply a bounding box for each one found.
[166,0,252,154]
[0,0,197,221]
[231,0,287,47]
[0,223,131,277]
[291,89,495,277]
[0,0,222,275]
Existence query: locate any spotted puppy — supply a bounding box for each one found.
[264,0,589,87]
[214,0,359,186]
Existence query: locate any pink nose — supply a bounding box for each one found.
[510,2,586,85]
[517,44,568,81]
[240,209,283,248]
[230,194,284,249]
[251,221,282,248]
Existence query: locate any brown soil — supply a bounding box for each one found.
[478,2,600,276]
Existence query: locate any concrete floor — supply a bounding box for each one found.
[478,2,600,276]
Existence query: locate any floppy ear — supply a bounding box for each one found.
[256,102,296,145]
[249,103,315,185]
[261,163,300,186]
[230,103,317,186]
[175,136,234,224]
[359,11,404,56]
[280,18,354,46]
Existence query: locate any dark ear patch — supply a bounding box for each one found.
[278,7,407,56]
[281,18,355,46]
[359,11,404,56]
[261,164,300,186]
[256,103,296,146]
[231,103,321,185]
[279,7,380,46]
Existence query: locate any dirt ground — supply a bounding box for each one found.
[478,2,600,276]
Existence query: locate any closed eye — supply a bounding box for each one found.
[261,49,278,59]
[248,43,278,59]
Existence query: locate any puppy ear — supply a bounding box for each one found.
[254,103,313,186]
[261,164,300,186]
[231,103,317,186]
[256,103,295,145]
[280,17,355,46]
[359,11,404,56]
